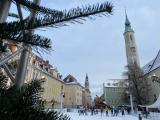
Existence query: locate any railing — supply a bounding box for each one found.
[0,48,24,66]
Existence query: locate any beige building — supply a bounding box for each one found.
[26,53,64,108]
[63,74,83,108]
[103,79,128,106]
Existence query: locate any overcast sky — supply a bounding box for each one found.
[11,0,160,97]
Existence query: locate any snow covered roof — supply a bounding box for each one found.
[104,79,127,88]
[63,74,78,83]
[63,74,83,88]
[142,50,160,74]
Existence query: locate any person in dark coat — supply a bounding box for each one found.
[100,107,103,116]
[139,114,142,120]
[91,106,94,116]
[122,108,125,116]
[111,107,114,116]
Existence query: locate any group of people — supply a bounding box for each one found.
[78,105,150,120]
[78,106,128,117]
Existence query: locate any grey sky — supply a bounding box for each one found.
[11,0,160,97]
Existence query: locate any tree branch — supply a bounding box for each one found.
[11,0,62,15]
[0,2,113,32]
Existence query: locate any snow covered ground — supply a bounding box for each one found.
[66,112,148,120]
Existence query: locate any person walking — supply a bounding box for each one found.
[114,107,117,116]
[111,107,114,116]
[84,106,88,115]
[105,105,109,116]
[95,108,98,114]
[121,107,125,116]
[139,113,142,120]
[100,106,103,116]
[91,106,94,116]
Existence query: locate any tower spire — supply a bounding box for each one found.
[86,73,88,81]
[123,11,140,66]
[85,73,89,89]
[124,10,134,33]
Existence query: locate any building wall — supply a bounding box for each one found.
[104,86,126,107]
[145,68,160,104]
[82,89,92,107]
[25,53,64,109]
[63,84,82,108]
[103,79,127,107]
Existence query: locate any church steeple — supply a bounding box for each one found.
[123,11,140,66]
[125,11,134,33]
[85,73,89,90]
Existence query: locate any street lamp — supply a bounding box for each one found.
[126,91,134,114]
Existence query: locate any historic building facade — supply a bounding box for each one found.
[26,53,64,108]
[103,79,127,106]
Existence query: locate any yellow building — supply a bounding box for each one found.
[0,42,65,109]
[63,74,83,108]
[26,53,64,108]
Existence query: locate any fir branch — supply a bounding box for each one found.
[0,2,113,32]
[8,13,19,19]
[11,0,63,15]
[0,76,71,119]
[0,32,51,49]
[0,72,8,90]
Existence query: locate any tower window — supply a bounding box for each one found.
[130,47,136,52]
[130,35,133,41]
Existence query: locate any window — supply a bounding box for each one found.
[130,47,136,52]
[32,72,35,80]
[130,35,133,41]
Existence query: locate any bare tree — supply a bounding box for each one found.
[124,63,150,105]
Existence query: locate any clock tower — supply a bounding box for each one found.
[123,12,140,66]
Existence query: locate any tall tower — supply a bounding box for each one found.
[85,73,89,90]
[123,12,140,66]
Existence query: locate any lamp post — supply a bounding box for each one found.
[126,91,134,114]
[129,93,134,113]
[60,85,64,112]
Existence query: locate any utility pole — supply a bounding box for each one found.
[15,0,41,88]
